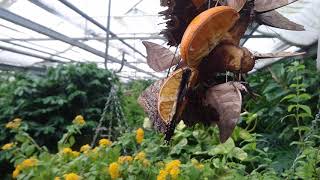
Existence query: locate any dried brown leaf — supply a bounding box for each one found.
[257,10,304,31]
[255,0,298,12]
[138,79,167,133]
[204,82,246,143]
[142,41,180,72]
[227,0,246,12]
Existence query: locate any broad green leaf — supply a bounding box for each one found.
[230,147,248,161]
[298,105,312,116]
[281,94,296,102]
[208,138,235,155]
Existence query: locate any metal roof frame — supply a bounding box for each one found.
[0,7,159,78]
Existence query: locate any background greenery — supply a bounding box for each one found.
[0,59,319,179]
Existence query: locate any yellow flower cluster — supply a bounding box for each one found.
[73,115,85,126]
[12,158,38,178]
[64,172,81,180]
[6,118,22,129]
[191,159,204,170]
[1,142,14,150]
[157,169,168,180]
[61,148,80,157]
[134,151,146,161]
[157,160,181,180]
[80,144,91,153]
[118,156,133,164]
[135,128,144,144]
[99,138,112,147]
[108,162,120,179]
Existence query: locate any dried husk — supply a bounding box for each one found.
[203,82,246,143]
[138,80,167,133]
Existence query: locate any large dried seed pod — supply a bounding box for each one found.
[158,68,198,124]
[204,43,254,73]
[180,6,239,68]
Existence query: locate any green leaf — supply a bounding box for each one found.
[170,138,188,155]
[209,138,235,155]
[298,105,312,117]
[68,136,75,147]
[288,105,297,112]
[281,94,296,102]
[25,145,35,156]
[297,93,311,101]
[230,147,248,161]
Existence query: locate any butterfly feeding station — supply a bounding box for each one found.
[139,0,306,143]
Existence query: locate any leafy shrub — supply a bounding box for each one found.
[0,63,120,150]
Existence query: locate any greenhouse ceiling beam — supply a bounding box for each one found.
[1,40,77,62]
[0,8,159,78]
[0,44,66,63]
[29,0,146,64]
[0,35,273,42]
[241,24,260,46]
[56,0,147,59]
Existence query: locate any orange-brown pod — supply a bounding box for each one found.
[180,6,239,68]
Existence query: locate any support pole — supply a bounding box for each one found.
[317,33,320,71]
[104,0,112,69]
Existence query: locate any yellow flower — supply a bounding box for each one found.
[191,159,204,170]
[156,169,168,180]
[164,160,181,179]
[20,158,38,168]
[165,160,181,172]
[134,151,146,161]
[71,151,80,157]
[196,164,204,169]
[2,143,14,150]
[12,168,20,178]
[108,162,120,179]
[99,138,112,147]
[169,167,180,179]
[135,128,144,144]
[62,147,72,154]
[6,118,22,129]
[54,177,61,180]
[118,156,133,164]
[73,115,85,126]
[64,173,81,180]
[80,144,91,153]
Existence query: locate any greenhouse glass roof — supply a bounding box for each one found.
[0,0,319,80]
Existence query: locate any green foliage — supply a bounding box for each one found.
[121,80,153,127]
[0,59,319,179]
[243,59,320,177]
[0,63,119,149]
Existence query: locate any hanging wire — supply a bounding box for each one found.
[166,46,179,77]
